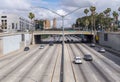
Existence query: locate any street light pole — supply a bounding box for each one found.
[61,15,64,82]
[62,16,64,54]
[30,6,91,82]
[118,7,120,29]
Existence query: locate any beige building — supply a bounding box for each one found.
[53,18,56,29]
[44,19,51,29]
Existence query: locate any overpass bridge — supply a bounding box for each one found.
[33,30,94,44]
[0,30,94,55]
[0,30,94,45]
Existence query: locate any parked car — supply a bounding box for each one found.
[84,54,93,61]
[74,56,82,64]
[98,48,105,53]
[24,47,30,51]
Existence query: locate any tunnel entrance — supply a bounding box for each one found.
[34,34,93,44]
[34,35,41,44]
[85,35,93,43]
[76,34,93,43]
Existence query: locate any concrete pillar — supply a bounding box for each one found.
[20,41,25,49]
[32,35,35,45]
[0,37,3,55]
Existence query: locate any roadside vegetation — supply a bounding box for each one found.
[75,6,120,32]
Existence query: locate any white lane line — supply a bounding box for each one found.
[96,60,120,81]
[92,74,100,82]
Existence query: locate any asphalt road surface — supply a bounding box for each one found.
[0,38,120,82]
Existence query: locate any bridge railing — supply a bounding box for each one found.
[33,30,94,35]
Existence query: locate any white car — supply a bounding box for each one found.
[99,48,105,53]
[90,43,95,47]
[74,56,82,64]
[39,45,44,49]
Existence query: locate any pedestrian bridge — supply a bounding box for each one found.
[33,31,94,35]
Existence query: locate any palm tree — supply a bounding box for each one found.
[28,12,35,21]
[106,8,111,16]
[103,10,107,16]
[112,11,119,22]
[112,11,119,31]
[103,8,111,18]
[84,8,89,16]
[90,6,96,15]
[28,12,35,45]
[98,13,104,31]
[90,6,96,31]
[90,6,96,29]
[84,8,89,30]
[90,6,96,43]
[103,8,111,31]
[28,12,35,31]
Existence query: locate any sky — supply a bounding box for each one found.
[0,0,120,28]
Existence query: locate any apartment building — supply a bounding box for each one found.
[0,13,34,32]
[44,19,51,29]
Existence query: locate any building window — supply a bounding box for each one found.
[16,23,18,29]
[1,20,7,29]
[1,16,7,18]
[12,23,14,29]
[104,33,108,41]
[1,20,4,22]
[5,23,7,25]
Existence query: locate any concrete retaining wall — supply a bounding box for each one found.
[98,32,120,51]
[3,35,22,55]
[0,33,32,55]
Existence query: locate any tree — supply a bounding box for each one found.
[89,6,96,43]
[84,8,89,16]
[97,13,104,30]
[106,8,111,16]
[112,11,119,31]
[90,6,96,31]
[84,8,89,30]
[28,12,35,21]
[113,11,119,22]
[103,8,112,31]
[28,12,35,31]
[28,12,35,45]
[90,6,96,15]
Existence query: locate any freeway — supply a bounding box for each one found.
[66,43,120,82]
[0,44,62,82]
[0,36,119,82]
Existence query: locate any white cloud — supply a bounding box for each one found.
[60,0,120,27]
[0,0,31,9]
[56,9,67,16]
[61,0,92,8]
[0,0,120,28]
